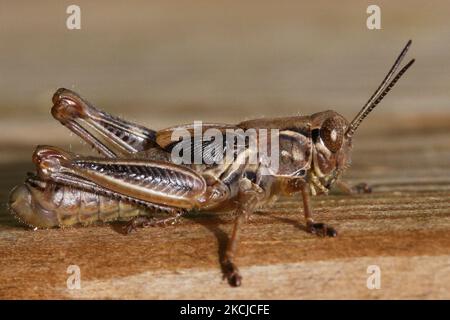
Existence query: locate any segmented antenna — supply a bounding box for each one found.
[346,40,415,137]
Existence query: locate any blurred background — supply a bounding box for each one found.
[1,0,449,152]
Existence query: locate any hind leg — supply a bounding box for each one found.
[51,88,157,158]
[124,211,185,234]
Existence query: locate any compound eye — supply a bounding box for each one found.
[320,117,344,153]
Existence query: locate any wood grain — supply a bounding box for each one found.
[0,117,449,299]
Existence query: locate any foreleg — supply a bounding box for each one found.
[282,178,337,237]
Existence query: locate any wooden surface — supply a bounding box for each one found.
[1,1,450,300]
[0,116,449,299]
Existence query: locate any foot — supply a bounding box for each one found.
[123,222,137,235]
[123,215,182,234]
[123,216,157,234]
[352,182,372,194]
[222,259,242,287]
[123,217,145,234]
[307,221,337,237]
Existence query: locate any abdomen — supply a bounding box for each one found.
[9,178,149,228]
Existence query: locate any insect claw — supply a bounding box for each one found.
[142,218,156,228]
[222,260,242,287]
[307,221,337,237]
[123,221,138,235]
[353,182,372,194]
[229,272,242,287]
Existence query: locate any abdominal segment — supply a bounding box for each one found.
[9,177,151,228]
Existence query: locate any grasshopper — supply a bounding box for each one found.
[9,41,414,286]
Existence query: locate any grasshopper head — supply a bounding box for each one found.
[310,40,415,190]
[310,110,352,180]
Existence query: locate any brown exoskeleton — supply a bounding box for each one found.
[9,41,414,286]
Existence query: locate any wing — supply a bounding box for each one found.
[156,123,239,150]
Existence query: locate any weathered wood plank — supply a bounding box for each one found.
[0,117,449,299]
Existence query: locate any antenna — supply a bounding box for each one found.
[346,40,415,138]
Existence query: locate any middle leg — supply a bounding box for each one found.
[222,180,265,287]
